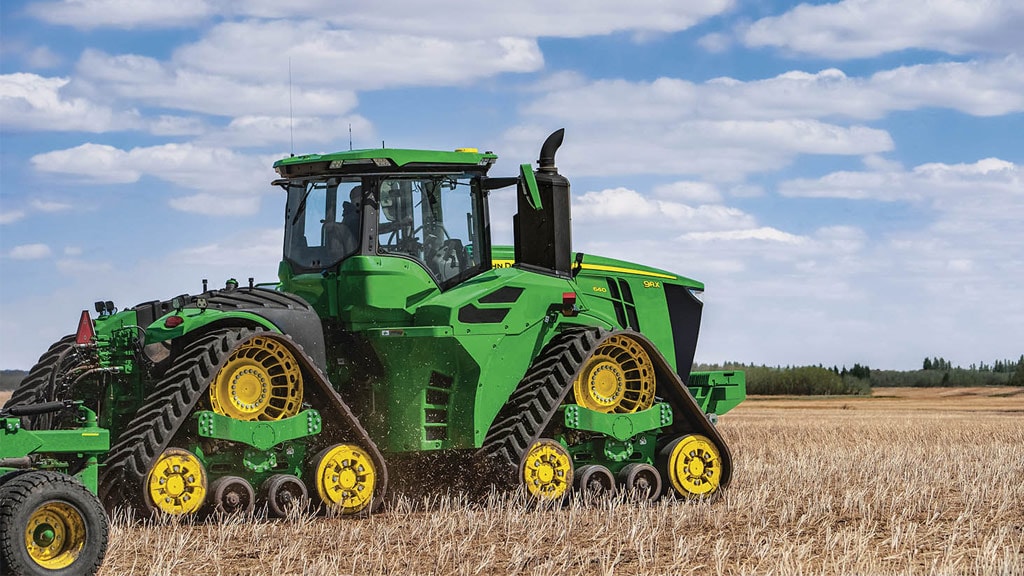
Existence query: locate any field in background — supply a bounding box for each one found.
[3,388,1023,575]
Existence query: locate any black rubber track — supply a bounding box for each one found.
[0,470,109,576]
[479,326,734,490]
[98,327,388,516]
[2,335,88,431]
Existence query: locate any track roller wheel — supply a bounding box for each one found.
[659,434,722,498]
[573,464,616,498]
[144,448,208,516]
[260,474,308,517]
[618,463,662,502]
[0,470,108,576]
[209,334,303,421]
[310,444,377,515]
[520,439,573,501]
[572,334,656,414]
[207,476,255,517]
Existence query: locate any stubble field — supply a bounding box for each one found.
[3,387,1023,575]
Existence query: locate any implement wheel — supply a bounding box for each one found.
[659,434,723,498]
[520,439,574,501]
[0,471,108,576]
[573,334,656,414]
[209,334,303,421]
[144,448,208,516]
[310,444,377,515]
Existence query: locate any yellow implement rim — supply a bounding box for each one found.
[210,335,303,421]
[667,435,721,497]
[573,334,656,414]
[146,448,208,515]
[521,439,573,500]
[314,444,376,515]
[24,501,87,569]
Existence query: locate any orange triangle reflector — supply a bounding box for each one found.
[76,310,95,345]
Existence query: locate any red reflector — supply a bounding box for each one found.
[562,292,576,304]
[76,310,95,344]
[164,315,184,328]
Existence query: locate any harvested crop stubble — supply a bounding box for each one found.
[86,389,1024,574]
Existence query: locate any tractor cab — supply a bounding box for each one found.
[275,148,498,290]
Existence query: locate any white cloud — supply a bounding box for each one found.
[30,200,72,212]
[27,0,213,29]
[0,211,27,224]
[653,181,723,203]
[26,46,62,68]
[30,143,277,214]
[196,114,374,149]
[0,73,140,132]
[75,50,358,118]
[698,32,732,53]
[172,21,544,91]
[31,1,733,37]
[743,0,1024,58]
[9,243,52,259]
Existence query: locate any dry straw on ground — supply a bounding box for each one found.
[9,388,1024,575]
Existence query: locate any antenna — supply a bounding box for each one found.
[288,57,294,156]
[349,123,353,151]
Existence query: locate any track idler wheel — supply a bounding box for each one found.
[207,476,255,517]
[144,448,208,516]
[520,439,574,501]
[209,334,303,421]
[310,444,377,516]
[659,434,723,498]
[260,474,308,517]
[572,334,656,414]
[573,464,616,498]
[618,463,662,502]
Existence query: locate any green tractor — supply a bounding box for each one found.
[3,129,744,517]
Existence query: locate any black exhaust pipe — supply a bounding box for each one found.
[514,129,572,278]
[538,128,565,172]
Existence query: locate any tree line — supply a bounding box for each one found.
[697,354,1024,395]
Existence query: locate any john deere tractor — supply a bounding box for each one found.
[3,129,744,517]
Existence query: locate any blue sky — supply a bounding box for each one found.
[1,0,1021,370]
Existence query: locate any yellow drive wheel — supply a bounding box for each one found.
[311,444,377,515]
[573,334,656,413]
[145,448,208,515]
[520,439,574,501]
[209,334,303,421]
[662,435,722,498]
[24,501,87,569]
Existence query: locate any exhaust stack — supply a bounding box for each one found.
[514,129,572,277]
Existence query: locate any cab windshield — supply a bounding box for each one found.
[377,176,485,286]
[283,174,488,288]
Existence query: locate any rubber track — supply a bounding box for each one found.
[479,326,734,489]
[98,327,388,514]
[480,326,601,477]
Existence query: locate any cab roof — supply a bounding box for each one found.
[273,147,499,179]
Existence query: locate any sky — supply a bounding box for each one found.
[1,0,1021,371]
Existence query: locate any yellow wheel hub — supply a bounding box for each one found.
[521,439,573,500]
[313,444,376,515]
[665,435,721,497]
[210,335,302,421]
[146,448,207,515]
[24,502,87,569]
[574,334,656,413]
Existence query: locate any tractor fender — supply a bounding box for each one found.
[139,287,328,368]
